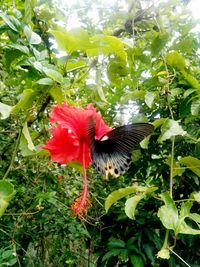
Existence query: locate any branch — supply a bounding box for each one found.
[3,126,23,180]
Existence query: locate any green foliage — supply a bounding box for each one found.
[180,156,200,177]
[157,119,186,143]
[1,0,200,266]
[105,186,158,219]
[0,248,17,266]
[0,180,15,218]
[158,192,200,235]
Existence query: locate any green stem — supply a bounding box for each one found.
[174,198,195,203]
[159,45,176,253]
[3,126,23,180]
[170,136,175,198]
[163,229,169,249]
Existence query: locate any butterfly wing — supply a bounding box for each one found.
[90,123,154,178]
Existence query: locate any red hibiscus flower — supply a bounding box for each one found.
[42,102,111,216]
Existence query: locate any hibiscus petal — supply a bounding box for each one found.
[42,125,80,164]
[49,103,94,141]
[85,103,112,139]
[95,112,112,139]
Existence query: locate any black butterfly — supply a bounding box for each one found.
[89,123,154,179]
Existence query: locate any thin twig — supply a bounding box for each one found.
[3,210,41,216]
[168,248,192,267]
[174,198,195,203]
[3,126,23,180]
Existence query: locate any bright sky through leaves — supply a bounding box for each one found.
[59,0,200,30]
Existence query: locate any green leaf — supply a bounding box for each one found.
[192,192,200,203]
[165,156,184,177]
[158,194,200,236]
[107,58,128,83]
[144,91,156,108]
[96,84,107,102]
[29,31,42,45]
[166,51,186,70]
[151,32,169,57]
[24,26,41,45]
[173,38,195,54]
[0,102,12,119]
[140,135,151,149]
[24,0,32,24]
[50,28,91,54]
[179,97,192,118]
[36,191,57,205]
[22,122,35,151]
[181,70,200,89]
[120,248,130,261]
[23,25,32,41]
[176,202,200,235]
[102,249,122,262]
[183,88,196,99]
[66,60,86,72]
[188,213,200,224]
[97,35,126,61]
[143,187,158,194]
[177,221,200,235]
[8,44,29,54]
[51,28,127,60]
[121,90,145,104]
[37,78,54,85]
[152,118,167,129]
[19,134,36,156]
[179,201,192,217]
[43,68,63,84]
[105,187,138,213]
[105,186,157,213]
[0,12,19,32]
[108,237,126,249]
[95,68,107,102]
[125,195,143,220]
[7,29,19,42]
[11,89,36,114]
[159,192,177,209]
[2,250,14,259]
[0,180,15,218]
[179,156,200,177]
[158,119,187,142]
[157,192,179,231]
[32,61,43,72]
[133,47,151,65]
[130,254,144,267]
[87,34,127,61]
[49,87,65,104]
[7,257,17,266]
[191,100,200,115]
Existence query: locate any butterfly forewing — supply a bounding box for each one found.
[90,123,154,178]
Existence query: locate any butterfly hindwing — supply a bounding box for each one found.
[92,150,132,178]
[90,123,154,178]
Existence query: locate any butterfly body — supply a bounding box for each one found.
[90,123,154,179]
